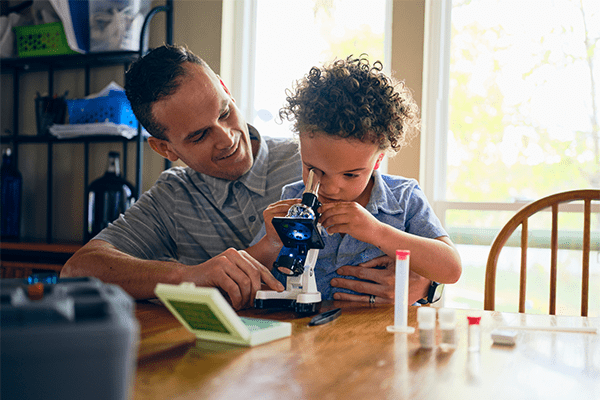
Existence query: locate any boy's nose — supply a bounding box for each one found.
[319,178,340,198]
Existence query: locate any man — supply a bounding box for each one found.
[61,45,432,309]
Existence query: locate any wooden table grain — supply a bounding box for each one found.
[132,301,600,400]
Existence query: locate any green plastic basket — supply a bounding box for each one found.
[13,22,78,58]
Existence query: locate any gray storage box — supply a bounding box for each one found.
[1,276,139,400]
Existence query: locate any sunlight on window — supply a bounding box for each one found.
[443,0,600,316]
[448,0,599,202]
[252,0,387,138]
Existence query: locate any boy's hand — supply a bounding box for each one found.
[246,199,302,276]
[318,201,381,243]
[261,199,301,248]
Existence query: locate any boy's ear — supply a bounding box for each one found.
[148,137,180,162]
[217,75,234,100]
[374,153,385,170]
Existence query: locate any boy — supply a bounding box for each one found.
[248,55,461,302]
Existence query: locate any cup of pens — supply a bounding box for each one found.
[35,92,68,136]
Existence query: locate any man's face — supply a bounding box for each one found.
[149,63,254,180]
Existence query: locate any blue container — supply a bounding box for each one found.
[67,90,138,128]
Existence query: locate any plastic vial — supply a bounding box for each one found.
[467,316,481,352]
[438,308,457,351]
[417,307,436,349]
[386,250,414,334]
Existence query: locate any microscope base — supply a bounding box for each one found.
[254,290,321,314]
[254,298,321,314]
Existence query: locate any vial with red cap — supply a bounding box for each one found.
[386,250,414,334]
[467,315,482,352]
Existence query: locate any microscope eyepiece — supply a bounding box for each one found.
[305,169,321,196]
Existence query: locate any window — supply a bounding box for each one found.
[424,0,600,315]
[221,0,390,138]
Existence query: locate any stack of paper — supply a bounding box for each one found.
[49,122,145,139]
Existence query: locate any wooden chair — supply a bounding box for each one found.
[484,189,599,316]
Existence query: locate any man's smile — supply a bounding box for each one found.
[215,138,240,162]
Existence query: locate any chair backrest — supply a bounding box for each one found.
[484,189,599,316]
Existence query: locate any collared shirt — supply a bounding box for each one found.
[95,127,302,265]
[253,171,448,300]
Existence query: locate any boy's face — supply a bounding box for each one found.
[148,63,255,181]
[299,132,382,206]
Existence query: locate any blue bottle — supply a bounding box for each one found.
[1,148,23,241]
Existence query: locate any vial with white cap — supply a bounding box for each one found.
[438,308,457,351]
[417,307,436,349]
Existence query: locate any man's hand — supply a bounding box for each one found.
[61,240,284,311]
[180,248,284,310]
[330,255,431,305]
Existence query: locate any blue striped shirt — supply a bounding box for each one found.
[95,128,301,265]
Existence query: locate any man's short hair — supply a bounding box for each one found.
[125,45,206,140]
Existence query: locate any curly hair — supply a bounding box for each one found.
[125,45,206,140]
[279,55,420,153]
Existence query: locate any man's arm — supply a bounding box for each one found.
[330,255,432,305]
[60,239,284,310]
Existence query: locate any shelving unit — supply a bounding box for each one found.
[2,52,143,242]
[0,1,173,275]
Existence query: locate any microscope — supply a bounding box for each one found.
[254,169,324,313]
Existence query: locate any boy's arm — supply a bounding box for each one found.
[373,226,462,284]
[319,202,461,284]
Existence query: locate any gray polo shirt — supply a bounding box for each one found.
[95,128,301,265]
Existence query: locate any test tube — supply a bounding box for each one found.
[386,250,415,334]
[417,307,436,349]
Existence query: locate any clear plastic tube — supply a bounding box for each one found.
[394,250,410,328]
[386,250,414,334]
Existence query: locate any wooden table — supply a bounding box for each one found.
[133,301,600,400]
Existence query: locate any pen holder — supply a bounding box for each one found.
[35,95,67,136]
